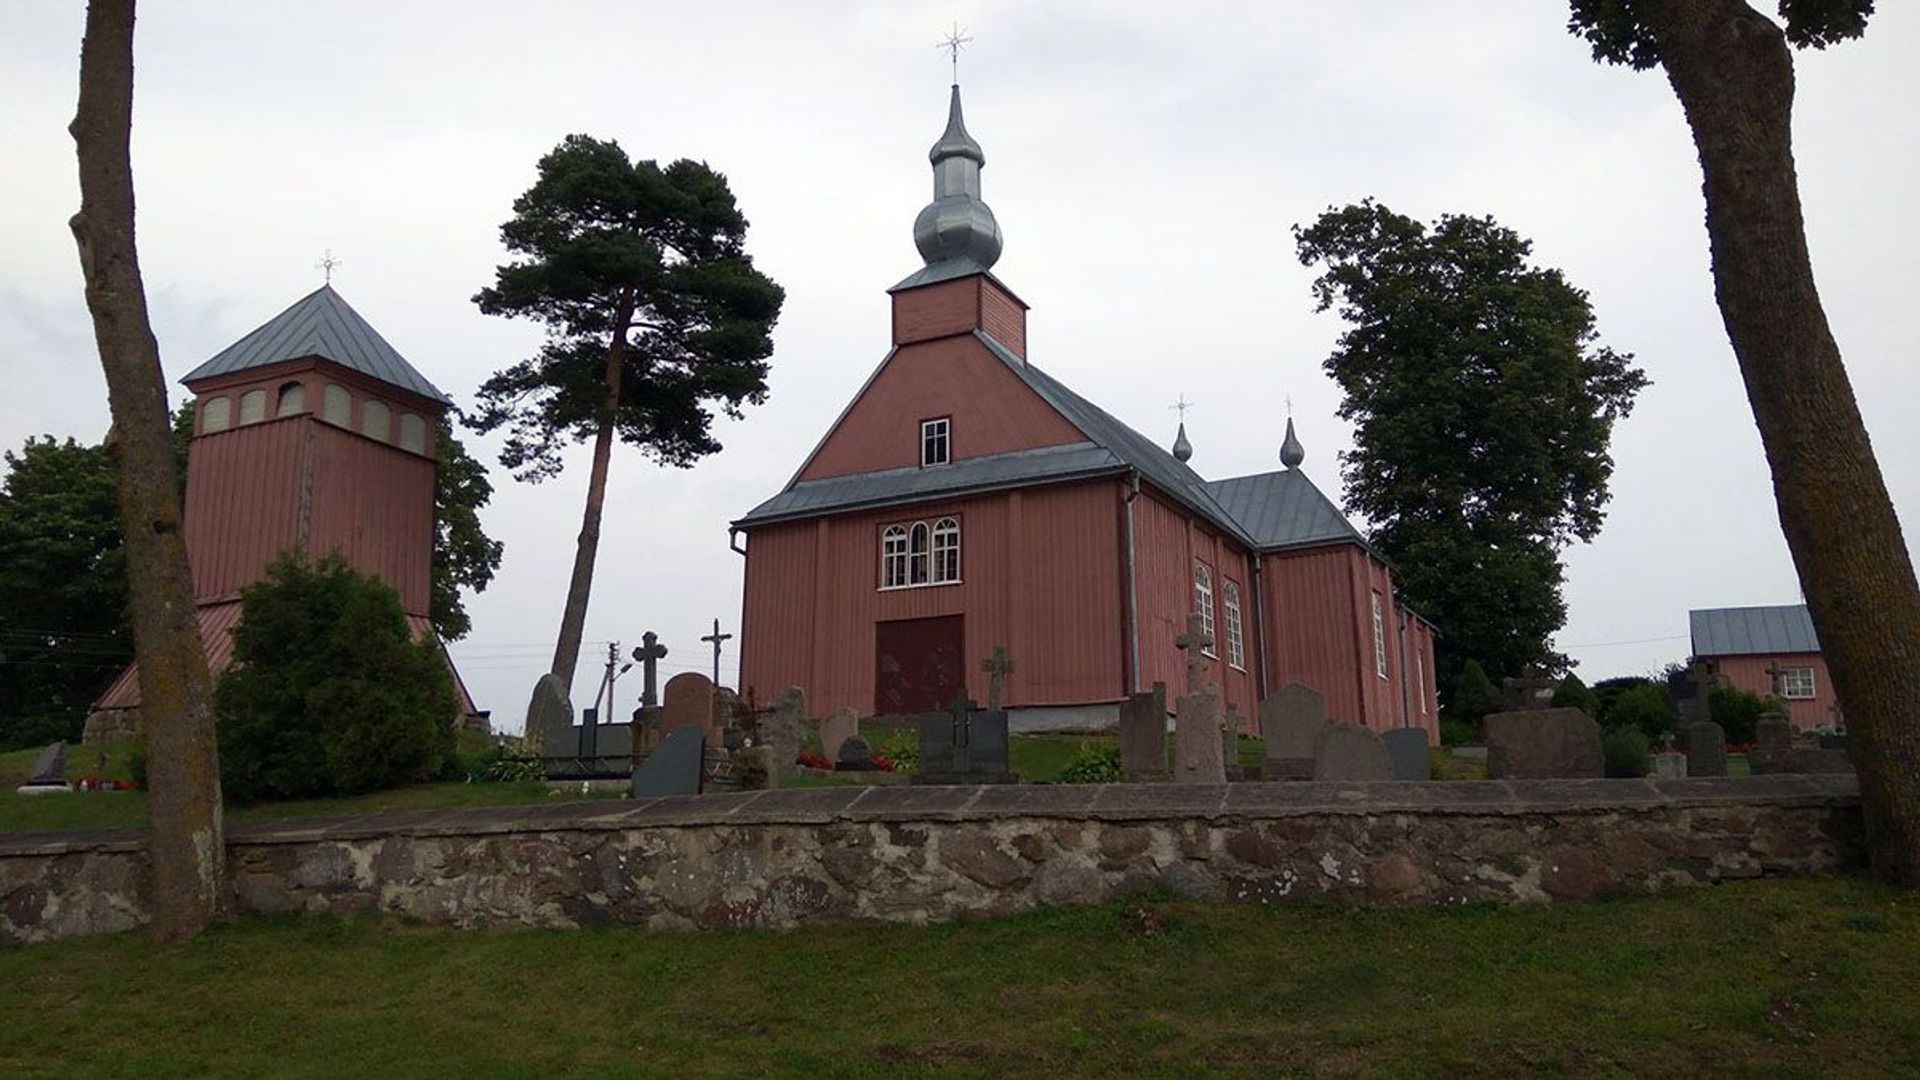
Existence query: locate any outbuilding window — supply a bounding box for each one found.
[201,396,231,433]
[1223,581,1245,670]
[880,517,961,590]
[921,417,950,467]
[1780,666,1816,700]
[1371,592,1388,679]
[1194,563,1217,657]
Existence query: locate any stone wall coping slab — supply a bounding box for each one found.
[0,775,1859,858]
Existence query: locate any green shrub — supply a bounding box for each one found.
[730,747,770,790]
[1707,684,1783,745]
[870,727,918,774]
[1601,724,1652,778]
[215,554,458,803]
[1592,675,1654,722]
[1439,719,1477,747]
[1607,683,1678,747]
[1551,673,1599,716]
[1056,744,1122,784]
[1447,660,1501,727]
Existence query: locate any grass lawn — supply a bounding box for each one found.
[1,876,1915,1077]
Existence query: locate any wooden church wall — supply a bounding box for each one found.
[183,416,308,602]
[306,422,435,615]
[1129,490,1256,719]
[1259,544,1425,733]
[738,479,1125,716]
[793,334,1084,482]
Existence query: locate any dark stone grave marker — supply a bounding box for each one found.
[632,725,704,797]
[1382,728,1431,781]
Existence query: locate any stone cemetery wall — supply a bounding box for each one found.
[0,775,1863,945]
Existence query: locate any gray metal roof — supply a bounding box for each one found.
[1203,469,1367,552]
[181,285,452,405]
[734,441,1124,527]
[1690,604,1821,657]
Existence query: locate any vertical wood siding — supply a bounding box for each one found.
[183,417,308,601]
[795,334,1086,481]
[1709,653,1838,729]
[739,479,1125,715]
[306,423,436,614]
[1126,491,1255,719]
[978,279,1027,358]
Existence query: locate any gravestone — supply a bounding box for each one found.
[1750,713,1795,773]
[1174,690,1226,785]
[836,734,875,771]
[1382,728,1431,781]
[1176,613,1215,696]
[765,686,808,784]
[631,725,704,797]
[1683,721,1728,778]
[1313,725,1394,781]
[1119,682,1170,782]
[631,630,669,707]
[662,672,717,738]
[1482,707,1604,779]
[1650,751,1688,779]
[15,742,69,794]
[631,704,665,751]
[1670,661,1717,731]
[526,674,574,759]
[980,647,1015,710]
[914,697,1016,784]
[1500,674,1556,712]
[819,707,859,764]
[1222,703,1247,780]
[1260,683,1327,780]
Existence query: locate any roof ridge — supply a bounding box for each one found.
[181,285,451,405]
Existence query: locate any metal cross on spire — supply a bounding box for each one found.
[937,21,973,82]
[1170,394,1194,421]
[316,249,342,285]
[1285,394,1293,418]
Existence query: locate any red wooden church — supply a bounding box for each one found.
[734,86,1438,739]
[86,285,478,740]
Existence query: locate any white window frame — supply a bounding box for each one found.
[1780,665,1816,700]
[921,417,951,467]
[1371,592,1388,679]
[1194,563,1217,657]
[908,522,931,585]
[881,525,910,589]
[1223,581,1245,671]
[1417,653,1427,714]
[931,517,961,584]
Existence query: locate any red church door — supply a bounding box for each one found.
[875,615,965,716]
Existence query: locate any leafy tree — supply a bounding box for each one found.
[70,0,224,940]
[472,135,784,684]
[0,438,130,748]
[1567,2,1920,887]
[1707,683,1785,746]
[1608,683,1678,746]
[1592,674,1656,722]
[1551,672,1600,716]
[1295,201,1647,696]
[216,554,456,802]
[429,421,503,642]
[1447,659,1502,728]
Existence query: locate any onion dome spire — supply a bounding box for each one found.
[911,84,1003,275]
[1279,417,1305,469]
[1172,422,1194,463]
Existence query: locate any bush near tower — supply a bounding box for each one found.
[215,554,457,802]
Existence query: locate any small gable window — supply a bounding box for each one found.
[201,396,231,433]
[362,400,391,442]
[322,384,351,427]
[921,417,950,467]
[880,516,962,590]
[1194,563,1217,657]
[398,413,426,454]
[238,389,268,425]
[1223,581,1245,671]
[1780,666,1816,700]
[276,381,305,417]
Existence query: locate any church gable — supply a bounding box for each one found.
[794,332,1086,482]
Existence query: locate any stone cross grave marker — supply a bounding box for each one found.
[766,686,808,784]
[1119,682,1170,782]
[980,646,1015,710]
[1260,682,1327,780]
[1174,684,1226,784]
[631,631,669,708]
[1175,613,1214,694]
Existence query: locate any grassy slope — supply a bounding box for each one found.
[0,877,1914,1077]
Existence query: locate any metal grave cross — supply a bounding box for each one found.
[980,646,1015,710]
[947,691,978,772]
[700,619,732,687]
[631,630,669,707]
[1175,612,1214,694]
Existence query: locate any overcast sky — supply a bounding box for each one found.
[4,2,1915,733]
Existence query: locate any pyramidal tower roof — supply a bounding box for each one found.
[181,285,452,405]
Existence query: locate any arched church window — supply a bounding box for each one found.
[1223,581,1245,670]
[276,381,305,417]
[322,384,351,427]
[909,522,931,585]
[398,413,426,454]
[881,525,910,589]
[362,400,391,442]
[201,396,231,433]
[932,518,960,583]
[238,389,268,425]
[1194,563,1217,657]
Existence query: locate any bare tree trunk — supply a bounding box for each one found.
[1646,0,1920,883]
[69,0,226,937]
[549,294,635,685]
